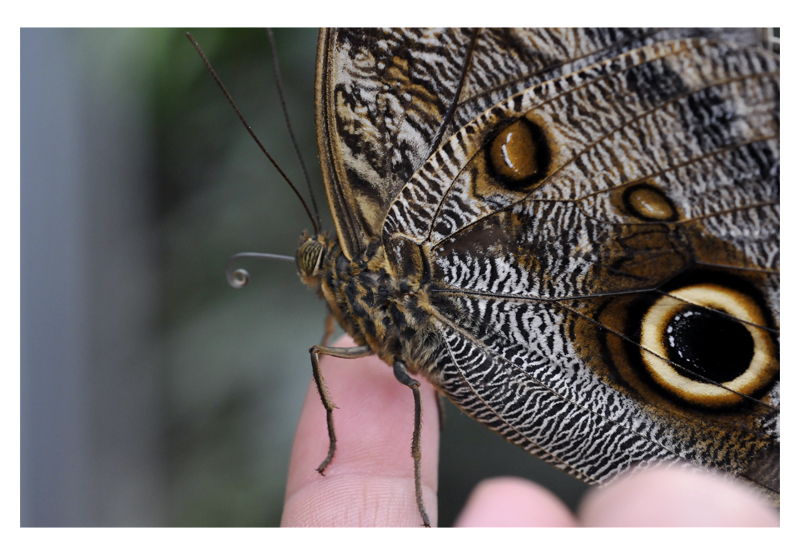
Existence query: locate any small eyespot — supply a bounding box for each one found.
[487,118,552,191]
[623,184,678,222]
[639,283,777,407]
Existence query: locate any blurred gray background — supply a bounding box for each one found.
[20,28,588,527]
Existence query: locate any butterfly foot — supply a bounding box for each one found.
[393,360,432,528]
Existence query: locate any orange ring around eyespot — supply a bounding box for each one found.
[640,283,777,408]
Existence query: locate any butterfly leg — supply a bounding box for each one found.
[393,359,431,528]
[435,391,446,431]
[320,312,336,347]
[309,343,372,475]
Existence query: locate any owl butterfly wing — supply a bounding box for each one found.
[381,36,779,500]
[316,28,768,260]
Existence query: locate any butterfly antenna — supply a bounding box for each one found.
[266,29,323,232]
[186,32,319,234]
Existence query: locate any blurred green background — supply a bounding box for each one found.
[20,28,588,527]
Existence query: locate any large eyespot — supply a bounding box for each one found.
[640,283,778,408]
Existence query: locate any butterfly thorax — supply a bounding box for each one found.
[297,231,444,379]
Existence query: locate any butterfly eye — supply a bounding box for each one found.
[639,283,778,408]
[487,118,551,191]
[296,239,325,277]
[623,184,678,222]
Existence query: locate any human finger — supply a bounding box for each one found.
[454,476,578,527]
[579,467,779,526]
[281,335,440,527]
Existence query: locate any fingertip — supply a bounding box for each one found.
[579,467,779,527]
[282,474,437,527]
[282,335,440,527]
[454,477,578,527]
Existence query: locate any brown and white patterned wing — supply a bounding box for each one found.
[382,37,780,498]
[316,28,767,260]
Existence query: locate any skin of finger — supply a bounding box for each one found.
[579,467,779,527]
[454,477,578,527]
[281,336,440,527]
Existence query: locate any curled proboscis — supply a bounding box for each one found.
[225,252,295,289]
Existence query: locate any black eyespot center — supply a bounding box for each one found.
[665,307,754,383]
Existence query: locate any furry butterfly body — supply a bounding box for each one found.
[260,28,779,523]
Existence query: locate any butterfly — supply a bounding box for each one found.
[219,28,779,526]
